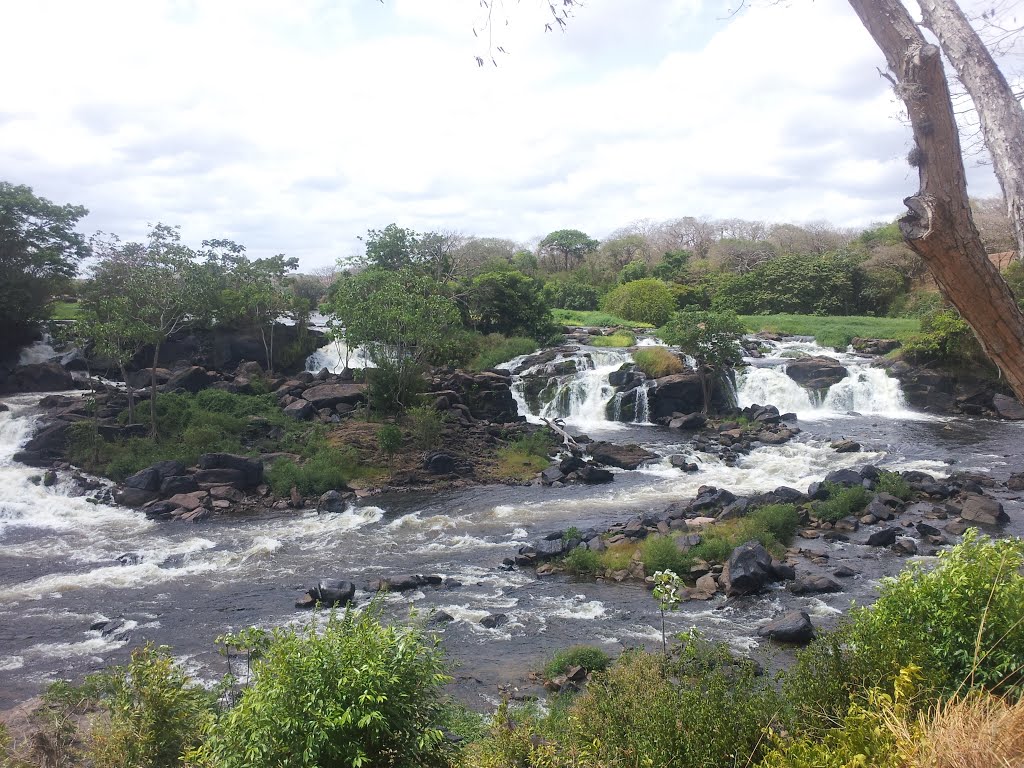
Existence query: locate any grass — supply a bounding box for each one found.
[543,646,612,679]
[50,300,82,320]
[632,347,684,378]
[468,334,539,371]
[739,314,920,349]
[876,470,913,501]
[814,482,871,523]
[496,432,554,481]
[552,308,654,329]
[590,331,637,348]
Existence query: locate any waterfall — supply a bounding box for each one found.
[305,339,374,373]
[632,380,654,425]
[736,339,913,419]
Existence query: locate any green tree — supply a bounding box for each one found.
[601,278,676,326]
[537,228,599,272]
[324,269,461,412]
[618,259,649,284]
[660,308,745,413]
[195,605,455,768]
[89,224,217,436]
[0,182,89,358]
[358,223,419,271]
[466,270,554,339]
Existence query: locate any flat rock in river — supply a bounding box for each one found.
[587,441,657,470]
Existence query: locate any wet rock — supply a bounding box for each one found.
[992,394,1024,420]
[142,500,178,520]
[833,565,859,578]
[867,527,899,546]
[115,487,159,507]
[197,453,263,488]
[824,468,864,487]
[669,455,699,472]
[724,541,776,596]
[758,610,814,644]
[317,489,350,513]
[4,362,78,394]
[959,495,1007,525]
[830,439,861,453]
[116,552,143,566]
[851,338,901,355]
[650,371,728,418]
[578,465,614,484]
[668,412,707,431]
[788,574,842,594]
[428,611,455,626]
[480,613,508,629]
[785,356,848,390]
[588,441,658,470]
[164,366,213,394]
[893,537,919,555]
[160,475,198,496]
[944,519,969,536]
[1008,473,1024,491]
[541,466,565,485]
[770,560,796,581]
[296,580,356,609]
[915,521,941,537]
[302,382,367,409]
[865,499,894,521]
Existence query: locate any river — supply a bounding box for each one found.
[1,337,1022,709]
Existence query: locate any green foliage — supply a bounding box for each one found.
[601,278,677,327]
[1005,259,1024,310]
[543,646,611,679]
[814,482,870,523]
[903,306,988,369]
[50,301,81,320]
[266,448,361,496]
[550,308,653,328]
[88,644,214,768]
[377,424,403,463]
[631,347,684,378]
[739,313,920,349]
[543,280,599,311]
[660,308,745,412]
[466,270,555,339]
[365,357,426,414]
[846,530,1024,698]
[589,330,636,347]
[538,229,600,272]
[563,547,600,576]
[405,405,447,449]
[641,535,690,574]
[617,259,648,284]
[745,503,802,544]
[467,334,538,371]
[0,182,89,357]
[876,470,912,500]
[196,605,456,768]
[496,432,553,480]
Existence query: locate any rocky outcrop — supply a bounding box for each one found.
[758,611,815,644]
[0,362,80,395]
[785,356,848,391]
[851,338,901,355]
[723,541,781,596]
[587,441,657,470]
[295,580,356,609]
[648,371,729,419]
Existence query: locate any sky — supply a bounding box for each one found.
[0,0,1013,269]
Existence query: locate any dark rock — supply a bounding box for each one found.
[771,561,796,581]
[1008,473,1024,491]
[317,490,350,514]
[283,400,314,420]
[833,565,859,578]
[650,372,728,419]
[541,466,565,485]
[992,394,1024,420]
[124,467,161,492]
[959,495,1007,525]
[142,501,179,520]
[758,610,814,644]
[667,412,707,430]
[588,441,658,470]
[115,487,159,507]
[428,611,455,626]
[867,527,899,546]
[691,487,737,512]
[296,580,356,609]
[789,574,843,594]
[192,468,249,489]
[164,366,212,394]
[159,475,199,496]
[116,552,143,566]
[197,453,263,487]
[424,452,458,475]
[785,356,848,390]
[578,465,614,484]
[831,439,861,453]
[21,421,70,458]
[559,456,586,474]
[4,362,78,394]
[893,537,919,555]
[770,486,806,504]
[302,382,367,409]
[725,540,776,596]
[480,613,508,629]
[825,468,864,487]
[915,521,941,537]
[150,460,186,479]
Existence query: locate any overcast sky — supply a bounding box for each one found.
[0,0,1010,269]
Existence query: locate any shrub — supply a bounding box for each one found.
[640,534,689,574]
[740,503,801,546]
[88,644,214,768]
[632,347,684,378]
[589,331,637,347]
[496,432,553,480]
[365,358,425,414]
[543,645,611,679]
[814,482,871,523]
[266,448,360,496]
[196,605,456,768]
[544,281,599,311]
[377,424,403,464]
[877,470,912,500]
[598,541,635,572]
[563,547,599,576]
[468,333,538,371]
[903,307,989,369]
[601,278,676,326]
[405,405,447,449]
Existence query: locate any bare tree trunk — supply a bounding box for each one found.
[120,362,135,425]
[916,0,1024,259]
[150,342,161,438]
[848,0,1024,403]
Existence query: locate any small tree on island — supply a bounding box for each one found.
[659,309,745,414]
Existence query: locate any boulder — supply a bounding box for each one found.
[192,468,249,488]
[296,580,356,609]
[317,490,349,514]
[283,400,314,420]
[480,613,508,629]
[164,366,213,394]
[301,383,367,409]
[785,356,849,390]
[893,537,919,555]
[124,467,162,492]
[1008,473,1024,491]
[992,394,1024,420]
[788,574,843,594]
[578,465,614,484]
[114,487,158,507]
[4,362,78,393]
[959,495,1007,525]
[758,611,815,644]
[825,468,864,487]
[830,439,861,453]
[424,452,458,475]
[197,453,263,488]
[167,491,207,511]
[159,475,199,496]
[428,611,455,626]
[725,541,776,596]
[650,372,727,418]
[867,527,899,547]
[668,412,707,430]
[588,441,657,470]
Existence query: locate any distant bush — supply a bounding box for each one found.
[563,547,600,576]
[903,307,989,370]
[876,470,912,500]
[543,645,611,679]
[405,405,447,449]
[814,482,870,522]
[601,278,676,327]
[196,605,457,768]
[468,333,538,371]
[544,280,600,311]
[632,347,684,378]
[266,447,360,496]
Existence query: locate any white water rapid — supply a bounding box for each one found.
[737,339,919,420]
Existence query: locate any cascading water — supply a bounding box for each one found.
[737,339,915,419]
[305,338,373,373]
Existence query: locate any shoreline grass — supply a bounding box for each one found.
[552,308,654,329]
[739,313,920,349]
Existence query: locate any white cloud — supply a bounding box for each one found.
[0,0,1004,268]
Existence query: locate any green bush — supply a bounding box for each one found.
[544,280,599,311]
[196,605,456,768]
[601,278,676,327]
[405,405,447,449]
[266,448,360,496]
[814,482,870,523]
[640,535,689,574]
[543,645,611,679]
[563,547,599,576]
[550,308,654,328]
[903,307,989,369]
[365,358,425,414]
[632,347,684,378]
[740,503,801,545]
[88,644,214,768]
[876,470,912,500]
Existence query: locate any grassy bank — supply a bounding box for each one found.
[739,313,920,349]
[551,309,654,329]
